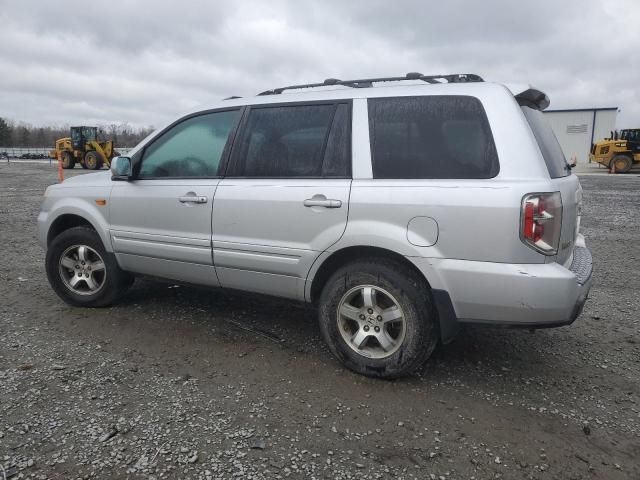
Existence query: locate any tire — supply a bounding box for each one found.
[61,151,75,169]
[45,226,133,307]
[317,258,438,379]
[84,150,105,170]
[611,154,632,173]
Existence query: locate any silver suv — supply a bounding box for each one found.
[38,73,593,378]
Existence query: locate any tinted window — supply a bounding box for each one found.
[82,127,96,141]
[323,104,351,177]
[521,106,570,178]
[232,104,349,177]
[622,129,640,142]
[368,96,499,179]
[139,110,240,178]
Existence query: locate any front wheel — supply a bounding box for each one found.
[61,151,75,169]
[84,150,105,170]
[318,258,438,379]
[611,154,632,173]
[45,226,133,307]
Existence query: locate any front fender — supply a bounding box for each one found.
[38,194,113,251]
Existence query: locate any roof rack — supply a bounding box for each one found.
[258,72,483,95]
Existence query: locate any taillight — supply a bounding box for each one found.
[520,192,562,255]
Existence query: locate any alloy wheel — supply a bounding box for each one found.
[336,285,406,359]
[58,244,106,295]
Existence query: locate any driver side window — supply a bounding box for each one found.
[138,109,241,179]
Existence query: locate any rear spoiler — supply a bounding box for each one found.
[514,88,550,111]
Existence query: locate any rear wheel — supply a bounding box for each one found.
[84,150,105,170]
[611,154,632,173]
[61,151,75,169]
[318,258,438,379]
[45,226,133,307]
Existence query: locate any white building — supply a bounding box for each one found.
[544,107,618,164]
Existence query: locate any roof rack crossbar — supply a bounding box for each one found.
[258,73,483,95]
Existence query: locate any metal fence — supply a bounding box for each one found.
[0,147,133,162]
[0,147,51,159]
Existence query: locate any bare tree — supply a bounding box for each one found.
[0,118,154,148]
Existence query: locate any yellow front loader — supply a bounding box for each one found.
[49,126,119,170]
[589,129,640,173]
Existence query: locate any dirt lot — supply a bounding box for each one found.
[1,163,639,480]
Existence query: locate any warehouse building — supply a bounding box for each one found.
[543,107,618,165]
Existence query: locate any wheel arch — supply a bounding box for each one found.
[308,246,433,303]
[47,214,97,246]
[307,245,460,344]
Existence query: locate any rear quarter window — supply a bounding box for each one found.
[368,95,499,179]
[521,106,570,178]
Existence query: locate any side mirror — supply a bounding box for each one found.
[110,156,132,180]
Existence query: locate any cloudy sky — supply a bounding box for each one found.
[0,0,638,129]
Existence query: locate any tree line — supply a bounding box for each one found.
[0,117,155,148]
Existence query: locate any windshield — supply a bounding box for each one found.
[82,127,97,141]
[521,106,570,178]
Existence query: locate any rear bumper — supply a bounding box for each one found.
[416,238,593,341]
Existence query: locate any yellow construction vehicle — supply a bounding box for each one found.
[49,126,118,170]
[589,128,640,173]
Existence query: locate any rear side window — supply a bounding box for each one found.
[368,96,499,179]
[521,106,570,178]
[230,103,350,177]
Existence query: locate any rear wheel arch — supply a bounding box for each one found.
[309,246,432,304]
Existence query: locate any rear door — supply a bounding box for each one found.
[109,109,242,285]
[212,101,351,299]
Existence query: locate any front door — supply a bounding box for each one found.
[212,102,352,299]
[109,109,242,286]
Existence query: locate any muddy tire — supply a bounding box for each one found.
[611,154,632,173]
[318,258,438,379]
[61,151,75,169]
[84,150,105,170]
[45,226,133,307]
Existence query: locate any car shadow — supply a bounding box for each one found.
[112,276,557,384]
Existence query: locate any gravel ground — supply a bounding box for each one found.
[1,164,639,480]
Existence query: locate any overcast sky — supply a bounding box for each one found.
[0,0,638,129]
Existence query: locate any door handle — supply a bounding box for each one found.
[178,193,208,204]
[304,196,342,208]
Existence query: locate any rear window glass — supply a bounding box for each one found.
[368,96,499,179]
[521,106,570,178]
